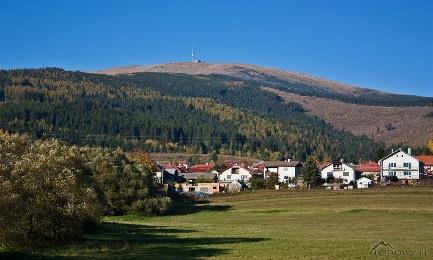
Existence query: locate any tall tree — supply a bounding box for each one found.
[300,156,321,189]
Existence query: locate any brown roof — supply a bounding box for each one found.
[263,161,302,167]
[416,155,433,166]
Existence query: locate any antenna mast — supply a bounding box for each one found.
[192,42,195,62]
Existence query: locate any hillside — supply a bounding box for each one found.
[98,62,433,146]
[264,87,433,147]
[0,68,377,162]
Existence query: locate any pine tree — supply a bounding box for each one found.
[300,155,321,189]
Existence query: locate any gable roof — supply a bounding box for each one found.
[378,148,419,163]
[221,164,254,174]
[263,161,302,167]
[415,155,433,166]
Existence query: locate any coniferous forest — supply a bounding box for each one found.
[0,68,379,162]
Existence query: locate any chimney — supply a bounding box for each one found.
[408,148,411,156]
[340,159,344,163]
[286,158,291,162]
[391,148,394,153]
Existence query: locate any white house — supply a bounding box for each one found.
[263,160,302,183]
[379,148,423,180]
[356,177,372,189]
[219,165,253,184]
[321,161,359,184]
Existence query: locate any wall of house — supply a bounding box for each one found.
[277,166,299,182]
[381,151,421,180]
[175,183,220,194]
[321,164,356,184]
[219,166,252,183]
[264,166,300,182]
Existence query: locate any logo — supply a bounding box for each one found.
[369,240,394,254]
[369,240,432,257]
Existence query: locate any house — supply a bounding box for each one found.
[175,182,220,194]
[357,177,373,189]
[321,161,360,184]
[219,164,253,184]
[379,148,423,180]
[415,155,433,175]
[263,160,302,183]
[356,161,381,182]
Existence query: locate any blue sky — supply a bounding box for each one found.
[1,0,432,96]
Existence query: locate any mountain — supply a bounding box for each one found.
[98,62,433,146]
[0,68,379,162]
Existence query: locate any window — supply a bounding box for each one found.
[227,175,231,180]
[283,167,289,171]
[199,187,209,193]
[389,171,396,176]
[403,163,411,169]
[388,163,396,168]
[232,168,239,175]
[343,172,349,177]
[241,175,248,180]
[284,176,289,180]
[404,171,411,176]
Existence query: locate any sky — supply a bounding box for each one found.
[1,0,432,96]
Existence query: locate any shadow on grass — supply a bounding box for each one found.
[1,222,267,259]
[167,201,233,216]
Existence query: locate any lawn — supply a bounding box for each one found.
[3,187,433,259]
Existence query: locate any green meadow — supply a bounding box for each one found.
[3,187,433,259]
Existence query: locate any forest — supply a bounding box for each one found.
[0,68,381,162]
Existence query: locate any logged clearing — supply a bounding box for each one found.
[9,188,433,259]
[263,87,433,147]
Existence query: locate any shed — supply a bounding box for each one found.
[357,177,372,189]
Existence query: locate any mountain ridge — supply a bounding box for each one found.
[96,62,430,99]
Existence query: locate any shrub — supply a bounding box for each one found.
[249,175,265,190]
[82,149,162,215]
[131,197,172,216]
[264,173,279,190]
[0,138,103,249]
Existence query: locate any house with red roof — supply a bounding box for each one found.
[415,155,433,175]
[356,161,381,182]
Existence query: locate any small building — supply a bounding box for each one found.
[356,177,373,189]
[379,148,423,180]
[263,160,302,183]
[356,161,381,182]
[321,161,360,184]
[219,165,253,184]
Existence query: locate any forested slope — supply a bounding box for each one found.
[0,68,377,162]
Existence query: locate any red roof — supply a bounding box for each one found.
[189,163,214,173]
[416,155,433,166]
[356,161,380,172]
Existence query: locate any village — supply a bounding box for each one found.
[155,148,433,194]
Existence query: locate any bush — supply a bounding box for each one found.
[249,175,265,190]
[0,138,103,249]
[264,172,279,189]
[83,149,162,215]
[131,197,172,216]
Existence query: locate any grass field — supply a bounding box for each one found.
[3,187,433,259]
